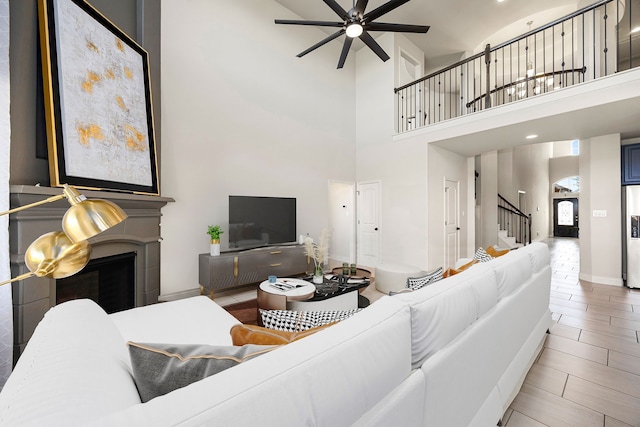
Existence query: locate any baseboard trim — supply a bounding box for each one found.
[158,288,201,302]
[578,273,623,286]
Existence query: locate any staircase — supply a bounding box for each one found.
[498,229,524,249]
[498,194,531,249]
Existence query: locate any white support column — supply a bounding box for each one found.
[0,0,13,389]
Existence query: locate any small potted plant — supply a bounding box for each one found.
[207,225,223,256]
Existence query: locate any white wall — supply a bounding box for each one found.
[328,181,354,263]
[479,151,498,248]
[160,0,357,295]
[579,134,622,286]
[0,0,12,389]
[498,148,516,201]
[550,155,579,185]
[553,140,574,157]
[512,143,552,240]
[355,33,432,269]
[496,144,551,241]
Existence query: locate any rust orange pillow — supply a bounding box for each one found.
[230,323,335,346]
[443,259,477,278]
[487,245,509,258]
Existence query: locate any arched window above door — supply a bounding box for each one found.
[554,176,580,193]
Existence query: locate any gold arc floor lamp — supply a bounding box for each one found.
[0,184,128,287]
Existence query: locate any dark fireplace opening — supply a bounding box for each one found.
[56,252,136,314]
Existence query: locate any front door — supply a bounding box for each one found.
[444,180,460,269]
[553,198,579,237]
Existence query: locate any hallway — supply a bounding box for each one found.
[504,238,640,426]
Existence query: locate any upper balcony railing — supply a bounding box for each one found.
[395,0,639,133]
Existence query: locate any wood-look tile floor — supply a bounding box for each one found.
[504,237,640,427]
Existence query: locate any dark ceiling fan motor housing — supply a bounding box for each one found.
[275,0,430,69]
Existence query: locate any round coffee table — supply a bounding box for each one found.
[257,278,316,311]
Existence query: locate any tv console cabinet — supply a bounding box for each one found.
[198,245,310,299]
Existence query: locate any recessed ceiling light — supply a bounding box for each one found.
[526,134,538,139]
[497,0,505,2]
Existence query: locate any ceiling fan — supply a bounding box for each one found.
[275,0,429,69]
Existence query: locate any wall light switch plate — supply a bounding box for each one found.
[593,210,607,217]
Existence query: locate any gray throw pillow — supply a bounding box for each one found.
[128,342,276,402]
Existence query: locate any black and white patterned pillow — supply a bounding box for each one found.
[259,309,362,332]
[406,267,444,291]
[474,247,494,263]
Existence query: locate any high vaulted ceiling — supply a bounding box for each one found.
[273,1,640,147]
[273,0,582,70]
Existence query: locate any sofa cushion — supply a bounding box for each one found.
[406,267,444,291]
[491,248,533,300]
[110,296,240,345]
[230,323,334,345]
[259,308,361,331]
[0,299,141,426]
[95,296,413,426]
[128,342,276,402]
[526,242,551,274]
[395,263,498,368]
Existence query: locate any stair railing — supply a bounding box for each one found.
[498,194,531,246]
[395,0,632,133]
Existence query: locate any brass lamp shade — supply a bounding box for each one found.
[0,229,92,287]
[25,231,91,279]
[61,185,127,242]
[0,184,125,287]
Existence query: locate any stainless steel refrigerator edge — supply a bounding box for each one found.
[622,185,640,288]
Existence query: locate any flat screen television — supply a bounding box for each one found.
[228,196,296,250]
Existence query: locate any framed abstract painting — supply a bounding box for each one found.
[38,0,159,195]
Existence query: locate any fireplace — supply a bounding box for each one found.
[8,185,174,360]
[56,252,136,314]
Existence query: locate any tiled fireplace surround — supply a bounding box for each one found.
[8,185,173,361]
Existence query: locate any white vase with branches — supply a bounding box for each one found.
[304,229,330,284]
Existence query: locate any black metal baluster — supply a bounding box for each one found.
[603,2,608,75]
[593,9,596,80]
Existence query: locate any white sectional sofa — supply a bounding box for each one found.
[0,242,552,426]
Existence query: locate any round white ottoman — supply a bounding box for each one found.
[375,263,426,294]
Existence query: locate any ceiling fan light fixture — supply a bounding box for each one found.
[346,23,363,38]
[275,0,428,68]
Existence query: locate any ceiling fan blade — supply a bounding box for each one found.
[359,31,390,62]
[354,0,369,16]
[322,0,350,20]
[366,22,430,33]
[297,29,345,58]
[337,37,354,69]
[363,0,410,23]
[275,19,344,28]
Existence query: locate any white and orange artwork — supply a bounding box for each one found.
[55,0,152,186]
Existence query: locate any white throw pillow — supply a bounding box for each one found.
[474,247,494,263]
[259,309,361,332]
[406,267,444,291]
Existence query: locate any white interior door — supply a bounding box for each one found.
[444,180,460,269]
[357,181,380,268]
